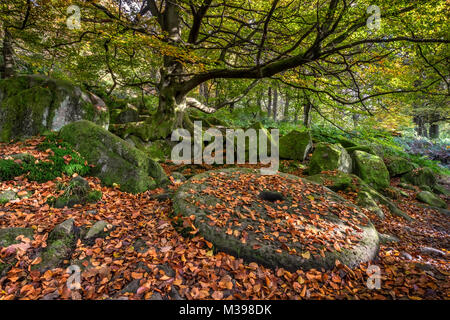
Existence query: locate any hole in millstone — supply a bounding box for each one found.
[259,190,284,202]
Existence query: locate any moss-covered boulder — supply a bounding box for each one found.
[174,168,379,271]
[384,156,417,177]
[59,120,168,193]
[279,128,312,161]
[416,191,447,209]
[309,143,352,175]
[353,150,390,190]
[401,167,437,188]
[0,75,109,142]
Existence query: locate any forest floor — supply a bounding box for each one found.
[0,137,449,300]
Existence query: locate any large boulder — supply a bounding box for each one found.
[309,142,352,175]
[353,150,390,190]
[59,120,168,193]
[416,191,447,209]
[0,75,109,142]
[401,167,437,188]
[174,168,379,271]
[279,128,312,161]
[384,156,417,177]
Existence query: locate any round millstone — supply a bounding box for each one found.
[173,168,379,271]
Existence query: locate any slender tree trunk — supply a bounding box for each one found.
[1,29,15,79]
[303,102,312,127]
[257,92,262,116]
[267,87,272,116]
[272,87,278,120]
[283,92,290,121]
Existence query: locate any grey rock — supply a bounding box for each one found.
[121,279,141,294]
[0,189,17,203]
[85,220,109,239]
[401,252,413,260]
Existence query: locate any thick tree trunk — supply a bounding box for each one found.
[303,102,312,127]
[146,1,190,140]
[429,123,439,139]
[414,115,427,137]
[1,29,15,79]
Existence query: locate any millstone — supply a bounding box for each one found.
[173,168,379,271]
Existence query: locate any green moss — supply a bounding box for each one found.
[0,75,109,142]
[345,145,376,155]
[384,156,417,177]
[401,167,437,188]
[309,142,351,175]
[336,136,358,148]
[0,86,53,142]
[147,139,172,161]
[59,120,166,193]
[279,128,311,161]
[0,159,24,181]
[353,150,390,190]
[416,191,447,209]
[87,190,102,202]
[306,172,360,192]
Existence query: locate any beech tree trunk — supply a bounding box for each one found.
[429,123,439,139]
[1,29,15,79]
[303,102,312,127]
